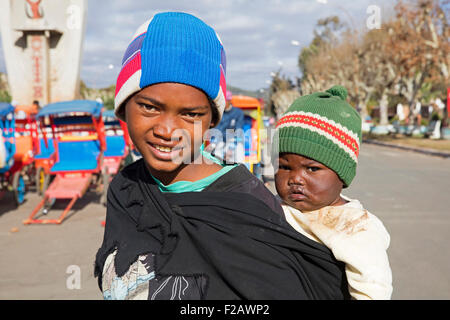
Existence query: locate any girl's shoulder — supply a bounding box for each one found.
[205,164,283,215]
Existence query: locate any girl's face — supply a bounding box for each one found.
[275,153,346,212]
[125,82,215,182]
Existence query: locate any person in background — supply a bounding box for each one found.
[32,100,40,110]
[213,90,245,163]
[274,85,393,300]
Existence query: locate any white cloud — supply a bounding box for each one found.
[0,0,395,90]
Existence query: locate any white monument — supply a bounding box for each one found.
[0,0,87,105]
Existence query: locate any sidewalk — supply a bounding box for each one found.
[362,136,450,159]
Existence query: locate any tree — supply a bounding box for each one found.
[296,0,449,126]
[268,71,300,119]
[386,0,449,123]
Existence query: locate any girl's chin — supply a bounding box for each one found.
[145,159,183,172]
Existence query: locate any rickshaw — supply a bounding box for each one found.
[33,135,55,196]
[0,103,38,205]
[14,104,42,194]
[24,100,108,225]
[102,109,131,177]
[230,95,263,179]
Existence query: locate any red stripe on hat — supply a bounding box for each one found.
[115,53,141,96]
[219,65,226,99]
[277,114,359,157]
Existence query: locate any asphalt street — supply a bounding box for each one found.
[0,143,449,299]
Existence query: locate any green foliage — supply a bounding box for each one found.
[298,15,347,76]
[0,90,11,103]
[102,95,115,110]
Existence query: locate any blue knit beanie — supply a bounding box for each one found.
[114,12,227,122]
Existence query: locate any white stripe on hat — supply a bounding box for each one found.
[114,70,142,114]
[276,121,359,163]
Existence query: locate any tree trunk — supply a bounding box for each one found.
[379,92,389,125]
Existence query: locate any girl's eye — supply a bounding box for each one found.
[184,112,204,119]
[279,164,290,170]
[307,166,320,172]
[139,103,158,113]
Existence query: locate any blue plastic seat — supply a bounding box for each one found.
[50,140,100,173]
[34,138,55,159]
[104,136,125,157]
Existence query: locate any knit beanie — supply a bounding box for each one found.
[274,85,362,187]
[114,12,227,123]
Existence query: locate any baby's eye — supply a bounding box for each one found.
[279,164,290,170]
[307,166,320,172]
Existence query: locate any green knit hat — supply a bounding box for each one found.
[274,85,362,187]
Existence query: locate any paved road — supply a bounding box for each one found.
[0,143,449,299]
[345,143,450,300]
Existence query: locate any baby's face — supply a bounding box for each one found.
[275,153,346,212]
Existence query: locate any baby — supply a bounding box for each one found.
[274,85,393,300]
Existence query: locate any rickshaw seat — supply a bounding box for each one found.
[50,139,100,172]
[104,135,126,157]
[13,135,33,161]
[34,138,55,159]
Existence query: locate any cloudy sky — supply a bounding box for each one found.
[0,0,395,91]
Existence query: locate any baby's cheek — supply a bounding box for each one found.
[274,173,287,195]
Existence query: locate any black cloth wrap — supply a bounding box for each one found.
[94,160,350,300]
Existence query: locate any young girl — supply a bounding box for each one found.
[95,12,351,300]
[274,85,393,299]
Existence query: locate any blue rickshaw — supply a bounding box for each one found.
[24,100,107,225]
[0,102,26,205]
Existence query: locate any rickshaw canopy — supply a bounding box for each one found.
[37,100,103,118]
[231,95,262,109]
[103,110,116,118]
[0,103,14,117]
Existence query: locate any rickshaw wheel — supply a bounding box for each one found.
[100,166,110,206]
[12,172,26,206]
[35,167,50,196]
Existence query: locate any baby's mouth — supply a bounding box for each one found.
[288,186,308,201]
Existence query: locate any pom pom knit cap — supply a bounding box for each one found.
[275,85,362,187]
[114,12,227,123]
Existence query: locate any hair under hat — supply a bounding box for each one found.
[275,85,362,187]
[114,12,227,123]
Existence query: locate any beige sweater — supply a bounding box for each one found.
[282,196,393,300]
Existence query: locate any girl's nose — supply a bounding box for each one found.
[153,115,177,140]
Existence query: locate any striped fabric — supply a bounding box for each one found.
[114,12,227,123]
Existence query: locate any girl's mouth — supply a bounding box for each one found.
[154,144,173,153]
[147,142,184,161]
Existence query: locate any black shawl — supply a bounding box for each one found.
[94,159,350,299]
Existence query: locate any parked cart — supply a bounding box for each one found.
[0,103,38,205]
[24,100,107,225]
[102,109,131,178]
[231,95,263,179]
